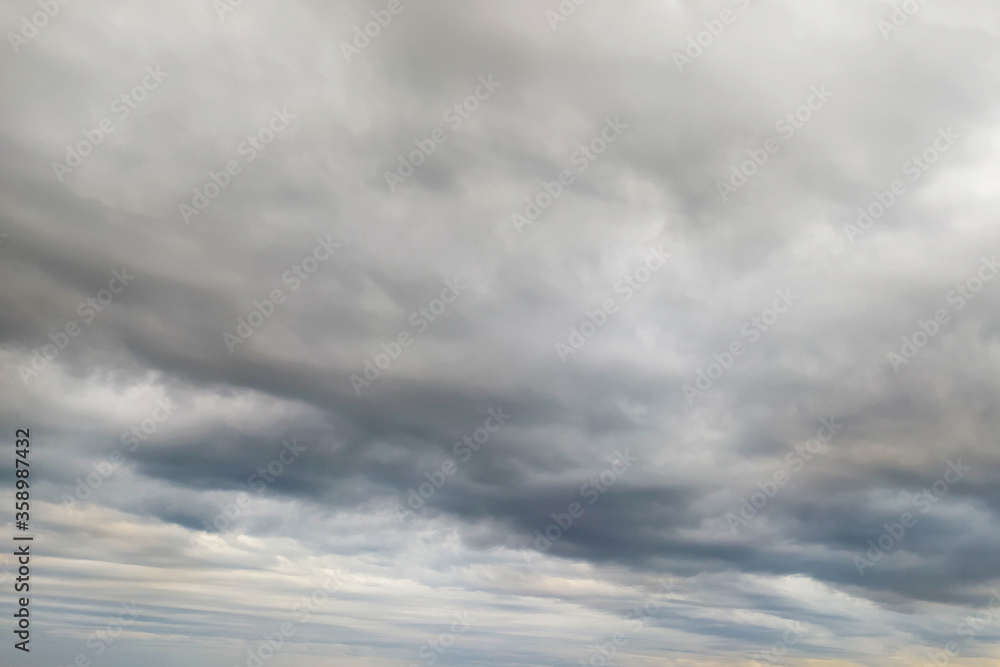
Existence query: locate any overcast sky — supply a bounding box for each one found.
[2,1,1000,665]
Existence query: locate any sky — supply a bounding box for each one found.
[2,0,1000,665]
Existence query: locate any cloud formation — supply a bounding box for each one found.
[2,0,1000,665]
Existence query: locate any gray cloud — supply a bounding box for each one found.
[2,0,1000,665]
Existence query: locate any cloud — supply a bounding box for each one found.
[2,0,1000,664]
